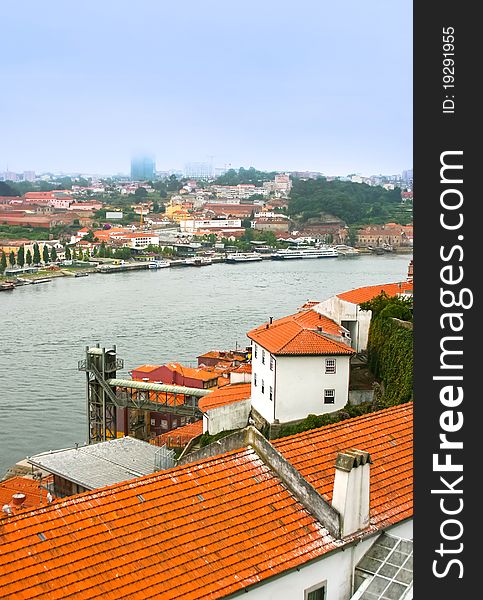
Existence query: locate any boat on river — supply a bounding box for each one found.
[333,245,361,258]
[0,281,15,292]
[148,260,171,269]
[185,257,212,266]
[272,246,338,260]
[225,252,263,263]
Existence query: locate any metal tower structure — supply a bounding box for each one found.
[78,345,124,444]
[78,344,210,445]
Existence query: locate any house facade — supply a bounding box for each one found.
[248,310,354,426]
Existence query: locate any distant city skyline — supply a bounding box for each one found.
[1,1,412,176]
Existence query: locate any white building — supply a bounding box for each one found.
[247,310,354,426]
[179,218,242,233]
[314,281,413,352]
[112,232,160,249]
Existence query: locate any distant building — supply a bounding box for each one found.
[184,162,214,180]
[23,171,36,182]
[131,155,156,181]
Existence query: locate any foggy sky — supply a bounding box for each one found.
[0,0,412,176]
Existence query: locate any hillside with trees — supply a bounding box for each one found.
[214,167,278,187]
[288,177,411,226]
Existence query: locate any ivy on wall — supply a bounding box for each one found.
[362,293,413,407]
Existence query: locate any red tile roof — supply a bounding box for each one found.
[247,310,353,356]
[0,448,335,599]
[0,477,52,513]
[165,363,219,383]
[150,420,203,448]
[0,404,412,599]
[274,402,413,530]
[198,383,251,412]
[337,281,413,305]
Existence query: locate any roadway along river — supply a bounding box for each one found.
[0,253,411,476]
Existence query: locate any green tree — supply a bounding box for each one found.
[83,230,97,242]
[0,251,7,273]
[9,251,16,266]
[51,247,58,262]
[33,243,41,264]
[134,187,148,199]
[42,245,50,264]
[25,249,32,266]
[65,246,72,260]
[17,246,25,267]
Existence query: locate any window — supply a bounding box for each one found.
[325,358,336,374]
[324,389,335,404]
[305,583,326,600]
[270,356,274,371]
[254,344,258,359]
[150,419,156,426]
[261,379,265,394]
[262,350,265,364]
[269,386,273,401]
[254,373,257,387]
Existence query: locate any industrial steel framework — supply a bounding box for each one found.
[79,345,210,444]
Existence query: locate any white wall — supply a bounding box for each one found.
[250,343,276,423]
[243,520,412,600]
[315,298,372,352]
[251,342,351,424]
[274,355,351,422]
[205,399,251,435]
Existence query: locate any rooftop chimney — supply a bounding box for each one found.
[331,449,372,537]
[11,493,26,507]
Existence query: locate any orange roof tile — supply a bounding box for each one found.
[133,364,162,374]
[0,448,335,599]
[198,383,251,412]
[150,420,203,448]
[166,363,219,383]
[274,402,413,530]
[337,281,413,305]
[247,310,353,356]
[0,477,52,512]
[232,363,252,374]
[0,404,412,599]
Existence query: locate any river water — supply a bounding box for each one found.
[0,253,411,476]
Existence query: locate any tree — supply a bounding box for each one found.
[33,243,41,264]
[17,246,25,267]
[134,187,148,199]
[83,230,97,242]
[42,245,50,264]
[9,251,16,266]
[26,249,32,266]
[51,247,58,262]
[65,246,72,260]
[0,251,7,273]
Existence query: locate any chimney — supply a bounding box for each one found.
[331,449,371,537]
[11,493,26,507]
[269,316,273,324]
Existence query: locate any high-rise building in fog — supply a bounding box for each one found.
[131,155,155,181]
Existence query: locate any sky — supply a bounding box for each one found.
[0,0,412,177]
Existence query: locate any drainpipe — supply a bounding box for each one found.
[273,355,277,423]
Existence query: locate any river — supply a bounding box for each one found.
[0,253,411,476]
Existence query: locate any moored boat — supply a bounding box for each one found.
[225,252,263,263]
[148,260,171,269]
[271,246,338,260]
